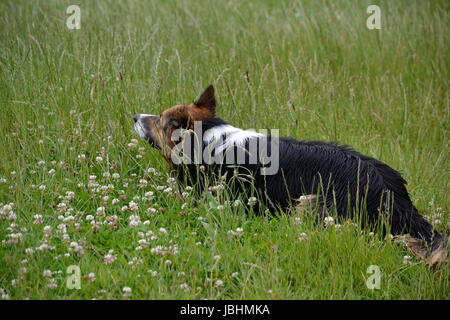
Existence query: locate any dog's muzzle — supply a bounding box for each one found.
[133,114,160,149]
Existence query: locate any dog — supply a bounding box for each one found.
[134,85,447,266]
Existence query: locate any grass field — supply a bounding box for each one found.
[0,0,449,300]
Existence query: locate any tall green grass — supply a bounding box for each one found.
[0,0,448,299]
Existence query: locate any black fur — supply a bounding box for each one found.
[174,118,442,249]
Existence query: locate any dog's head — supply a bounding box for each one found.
[133,85,216,159]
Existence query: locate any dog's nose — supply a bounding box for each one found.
[133,114,140,123]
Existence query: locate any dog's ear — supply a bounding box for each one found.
[194,85,215,116]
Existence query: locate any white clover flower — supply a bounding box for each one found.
[112,173,120,179]
[129,215,141,227]
[65,191,75,201]
[214,279,224,287]
[43,225,52,234]
[128,257,144,269]
[43,270,53,278]
[122,287,132,298]
[104,250,117,265]
[139,179,148,188]
[7,232,23,244]
[180,283,189,292]
[167,177,177,185]
[163,187,173,194]
[228,227,244,238]
[159,228,167,235]
[38,185,47,191]
[148,270,158,277]
[19,267,27,277]
[128,201,139,212]
[147,207,157,216]
[151,245,179,256]
[231,272,239,278]
[144,191,154,201]
[33,214,43,225]
[95,156,103,164]
[57,202,67,212]
[127,142,138,149]
[298,232,308,242]
[47,279,57,289]
[247,197,257,206]
[217,205,225,210]
[324,216,335,227]
[403,255,412,265]
[96,207,106,216]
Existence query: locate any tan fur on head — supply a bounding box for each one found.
[138,86,217,162]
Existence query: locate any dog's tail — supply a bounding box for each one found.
[370,159,448,266]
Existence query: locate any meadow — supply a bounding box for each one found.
[0,0,448,299]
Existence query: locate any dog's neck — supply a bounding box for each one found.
[202,119,263,153]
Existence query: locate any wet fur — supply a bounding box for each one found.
[134,85,448,266]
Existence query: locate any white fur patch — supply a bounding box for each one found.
[203,124,263,153]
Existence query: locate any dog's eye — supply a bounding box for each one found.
[171,119,180,128]
[156,119,160,125]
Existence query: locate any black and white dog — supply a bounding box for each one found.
[134,85,447,265]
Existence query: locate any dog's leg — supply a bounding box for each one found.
[395,234,448,267]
